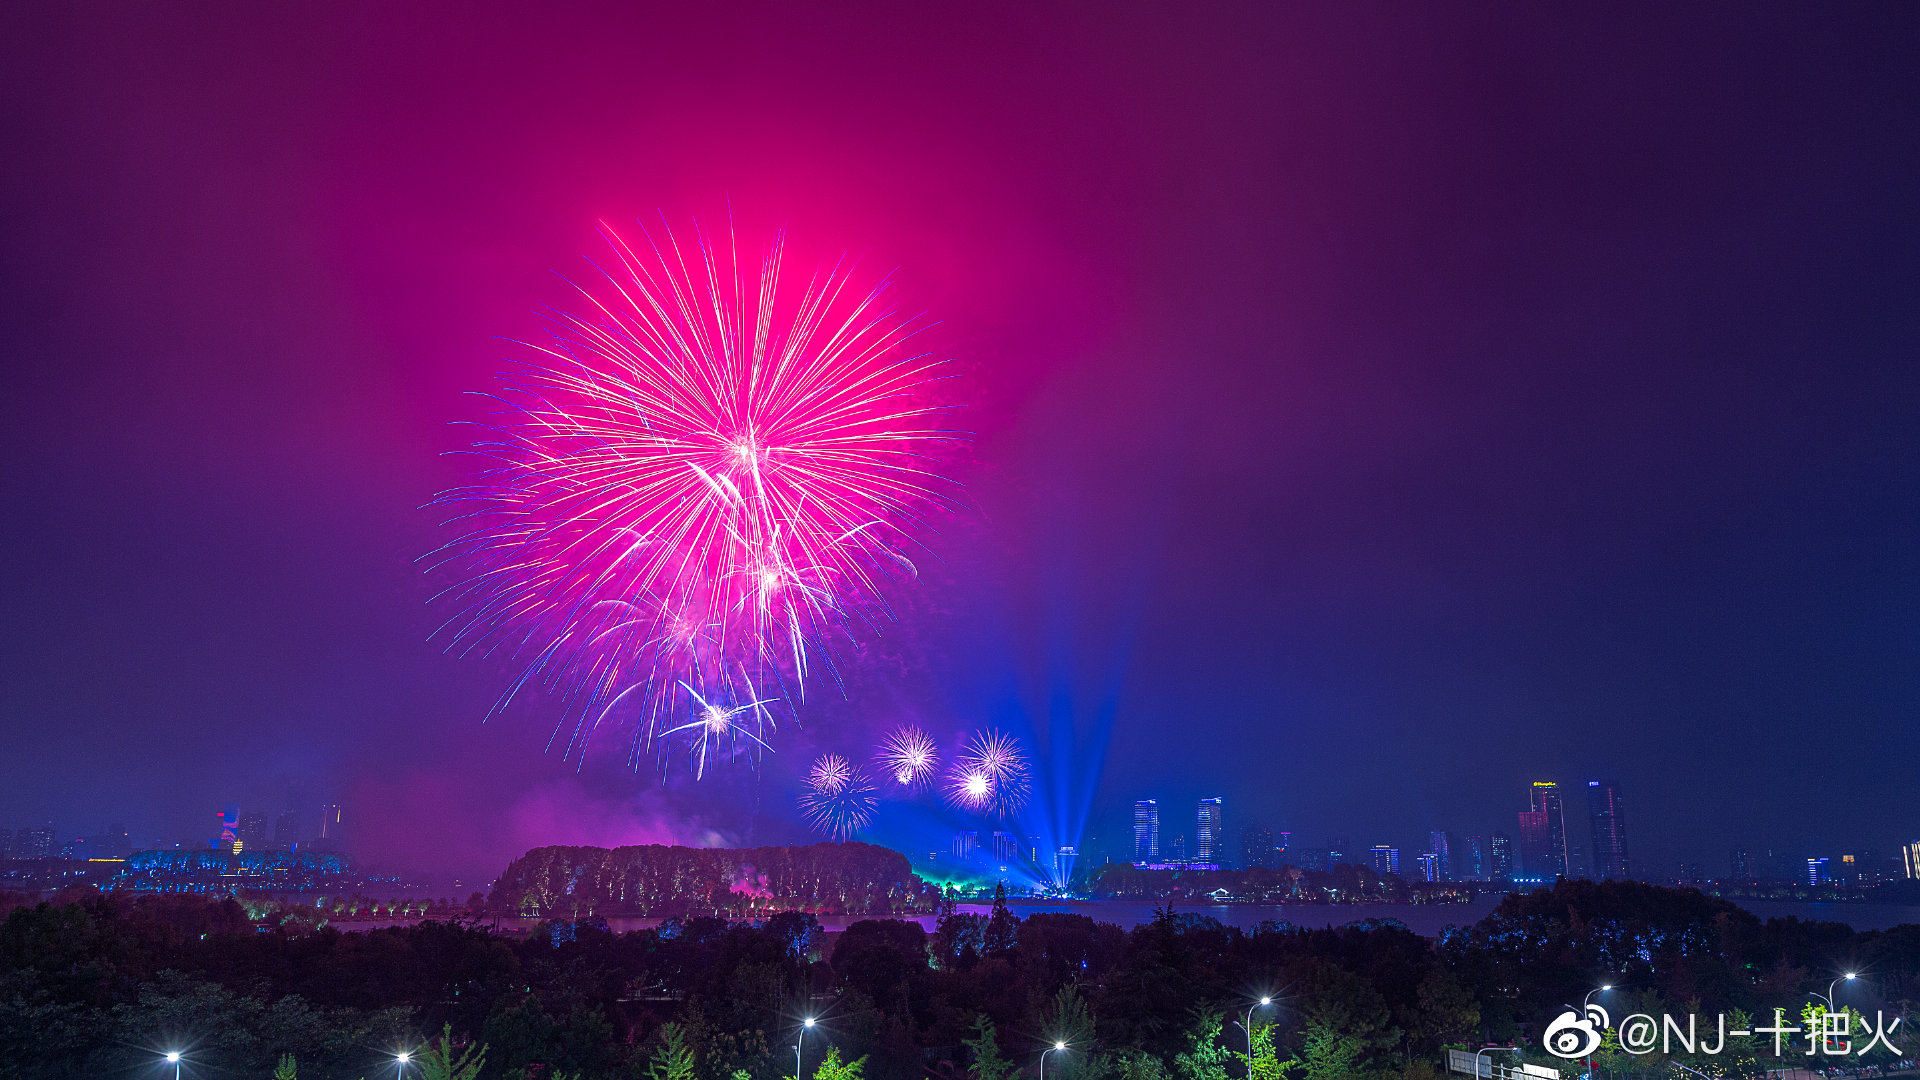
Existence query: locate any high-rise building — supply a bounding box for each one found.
[1807,857,1831,885]
[274,810,302,848]
[237,812,269,851]
[1463,835,1487,880]
[1369,845,1400,874]
[1516,811,1551,877]
[216,802,241,851]
[1529,782,1569,877]
[316,803,343,850]
[1587,780,1629,880]
[1731,848,1753,880]
[952,830,979,859]
[1196,798,1224,862]
[992,830,1020,863]
[1133,800,1160,864]
[1276,831,1292,862]
[1241,825,1275,869]
[1171,836,1187,862]
[1415,852,1439,881]
[15,825,56,859]
[1327,838,1352,868]
[1489,832,1515,878]
[0,829,11,860]
[1428,831,1454,881]
[1902,842,1920,880]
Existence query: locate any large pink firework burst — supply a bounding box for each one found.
[429,221,959,772]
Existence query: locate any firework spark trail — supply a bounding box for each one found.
[943,729,1030,816]
[798,753,876,839]
[877,725,937,789]
[427,220,960,773]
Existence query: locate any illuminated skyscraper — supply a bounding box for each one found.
[14,825,55,859]
[1428,831,1454,880]
[1133,799,1160,864]
[1529,782,1569,877]
[953,830,979,859]
[1489,832,1515,878]
[1369,845,1400,874]
[1463,835,1487,880]
[1586,780,1629,879]
[1196,797,1223,862]
[1731,848,1753,880]
[1902,842,1920,880]
[1516,810,1550,876]
[992,830,1019,863]
[216,802,240,852]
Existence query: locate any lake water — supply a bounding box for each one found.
[351,895,1920,938]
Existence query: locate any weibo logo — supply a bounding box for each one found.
[1543,1004,1610,1059]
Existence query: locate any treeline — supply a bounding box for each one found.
[3,880,1919,1080]
[491,842,934,917]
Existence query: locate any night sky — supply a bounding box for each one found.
[2,5,1916,883]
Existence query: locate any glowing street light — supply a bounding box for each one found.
[1814,972,1860,1011]
[1231,997,1274,1078]
[1041,1041,1069,1080]
[163,1051,182,1080]
[796,1017,817,1080]
[396,1050,412,1079]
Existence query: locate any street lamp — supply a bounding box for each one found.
[1813,973,1859,1011]
[1474,1045,1520,1080]
[396,1050,411,1079]
[796,1017,817,1080]
[163,1051,182,1080]
[1583,985,1613,1011]
[1232,997,1274,1077]
[1041,1041,1068,1080]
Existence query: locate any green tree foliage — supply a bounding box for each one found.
[647,1021,698,1080]
[414,1023,486,1080]
[1173,1012,1232,1080]
[813,1046,869,1080]
[274,1053,298,1080]
[1294,1019,1363,1080]
[1240,1023,1297,1080]
[965,1014,1016,1080]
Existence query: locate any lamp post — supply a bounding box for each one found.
[1041,1041,1067,1080]
[396,1050,411,1080]
[1579,986,1614,1078]
[797,1017,816,1080]
[1233,997,1273,1078]
[1812,973,1858,1012]
[1474,1045,1519,1080]
[164,1051,182,1080]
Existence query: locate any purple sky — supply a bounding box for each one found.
[2,5,1916,882]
